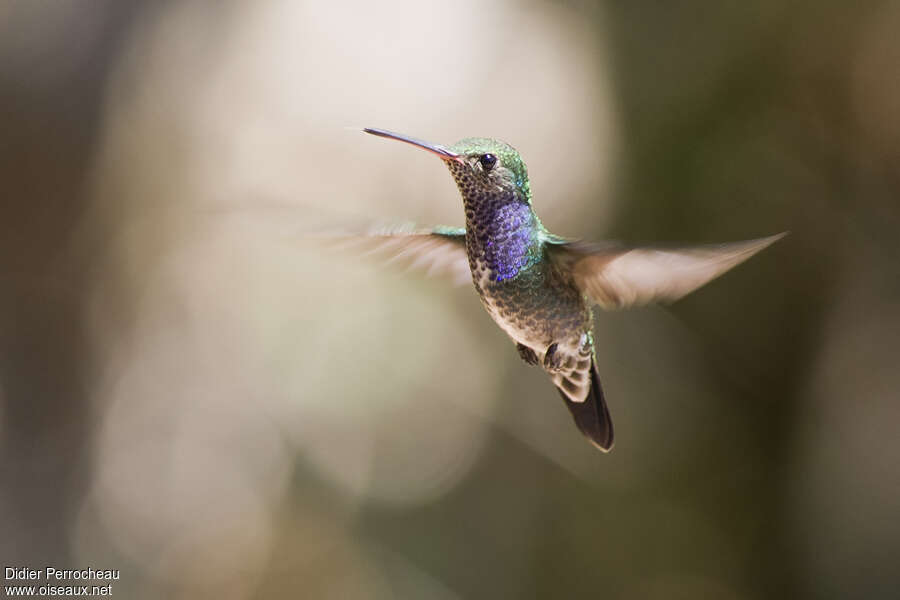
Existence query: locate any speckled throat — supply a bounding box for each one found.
[445,159,544,284]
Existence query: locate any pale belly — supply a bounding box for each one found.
[472,259,591,359]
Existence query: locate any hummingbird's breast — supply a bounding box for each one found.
[470,253,590,349]
[464,199,590,353]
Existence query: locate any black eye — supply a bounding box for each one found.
[479,153,497,171]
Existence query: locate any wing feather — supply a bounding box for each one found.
[322,224,471,286]
[549,233,786,309]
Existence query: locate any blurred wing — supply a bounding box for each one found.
[549,233,785,309]
[325,224,471,286]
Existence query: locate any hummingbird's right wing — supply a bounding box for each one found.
[324,224,471,286]
[549,233,785,310]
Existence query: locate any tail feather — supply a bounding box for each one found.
[557,358,614,452]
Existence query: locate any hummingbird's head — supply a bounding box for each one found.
[363,128,532,205]
[445,137,532,205]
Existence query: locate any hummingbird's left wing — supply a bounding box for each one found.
[548,233,785,309]
[325,224,471,286]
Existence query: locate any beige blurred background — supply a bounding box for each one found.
[2,1,899,598]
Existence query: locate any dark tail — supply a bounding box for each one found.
[557,357,614,452]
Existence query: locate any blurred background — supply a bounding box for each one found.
[2,1,899,598]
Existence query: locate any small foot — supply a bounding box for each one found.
[517,343,539,366]
[543,342,562,370]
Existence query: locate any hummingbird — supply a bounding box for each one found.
[351,127,784,452]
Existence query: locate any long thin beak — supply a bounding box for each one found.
[364,128,461,161]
